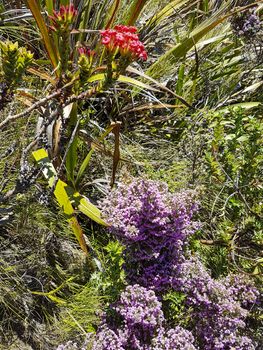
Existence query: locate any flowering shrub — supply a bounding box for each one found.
[57,179,260,350]
[89,284,197,350]
[56,340,78,350]
[91,325,125,350]
[100,25,147,61]
[101,179,198,291]
[177,258,258,350]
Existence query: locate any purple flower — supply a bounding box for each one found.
[100,179,198,291]
[177,257,257,350]
[88,284,197,350]
[111,284,164,348]
[91,325,125,350]
[152,327,197,350]
[231,9,261,38]
[222,274,259,308]
[55,341,78,350]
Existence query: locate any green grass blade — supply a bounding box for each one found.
[75,149,94,187]
[78,0,93,41]
[147,9,232,79]
[45,0,53,15]
[175,62,185,103]
[148,0,190,25]
[87,73,160,92]
[127,66,191,107]
[65,103,78,185]
[75,123,116,187]
[216,102,262,113]
[124,0,148,26]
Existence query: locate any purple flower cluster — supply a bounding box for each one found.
[90,284,197,350]
[177,258,257,350]
[152,327,196,350]
[55,335,93,350]
[91,325,125,350]
[57,179,260,350]
[222,274,259,308]
[56,340,79,350]
[101,179,198,291]
[231,9,261,37]
[114,284,164,340]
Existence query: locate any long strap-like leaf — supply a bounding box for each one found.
[124,0,148,26]
[32,149,108,252]
[26,0,59,73]
[105,0,121,29]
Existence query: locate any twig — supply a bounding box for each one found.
[0,89,62,131]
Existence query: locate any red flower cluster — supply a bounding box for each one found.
[49,4,77,32]
[100,25,147,61]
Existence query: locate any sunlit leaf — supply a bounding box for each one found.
[147,6,234,79]
[32,149,108,253]
[26,0,59,73]
[27,67,56,84]
[118,75,160,92]
[76,123,116,187]
[216,102,262,112]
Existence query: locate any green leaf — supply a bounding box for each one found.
[32,148,56,187]
[124,0,148,26]
[87,72,161,92]
[75,123,116,187]
[32,149,108,252]
[242,81,263,93]
[105,0,121,29]
[75,149,94,187]
[127,66,191,107]
[45,0,54,15]
[65,103,78,184]
[236,135,249,143]
[176,62,185,103]
[216,102,262,113]
[75,194,108,226]
[87,73,105,83]
[26,0,59,73]
[118,75,160,92]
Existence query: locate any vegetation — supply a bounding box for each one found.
[0,0,262,349]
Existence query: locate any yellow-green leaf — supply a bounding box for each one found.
[32,149,108,229]
[118,75,160,92]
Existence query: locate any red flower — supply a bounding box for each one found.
[100,25,147,61]
[49,4,77,32]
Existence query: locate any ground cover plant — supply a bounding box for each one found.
[0,0,262,349]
